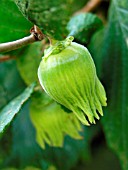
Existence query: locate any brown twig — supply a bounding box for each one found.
[0,34,36,53]
[0,25,44,54]
[0,55,16,62]
[75,0,102,14]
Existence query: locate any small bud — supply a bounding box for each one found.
[38,36,107,125]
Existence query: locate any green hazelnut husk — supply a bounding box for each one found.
[38,36,107,125]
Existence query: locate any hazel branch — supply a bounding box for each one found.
[0,55,16,62]
[75,0,102,14]
[0,25,44,54]
[0,34,36,53]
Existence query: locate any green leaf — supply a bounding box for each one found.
[0,0,32,43]
[42,125,98,170]
[16,42,43,85]
[30,92,82,149]
[89,28,105,77]
[0,168,17,170]
[11,101,44,167]
[0,83,35,133]
[100,0,128,170]
[67,13,103,44]
[15,0,87,40]
[0,60,26,109]
[10,100,97,170]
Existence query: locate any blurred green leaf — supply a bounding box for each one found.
[16,42,43,85]
[100,0,128,170]
[0,0,32,43]
[11,101,43,167]
[30,92,82,149]
[0,60,26,109]
[89,28,105,77]
[10,99,97,170]
[0,83,35,133]
[1,167,57,170]
[1,168,17,170]
[42,125,98,170]
[15,0,87,40]
[10,101,57,169]
[23,167,42,170]
[67,13,103,44]
[73,142,121,170]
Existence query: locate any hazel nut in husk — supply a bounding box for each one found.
[38,36,107,125]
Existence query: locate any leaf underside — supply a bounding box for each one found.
[15,0,87,40]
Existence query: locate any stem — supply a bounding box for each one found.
[0,34,36,53]
[0,25,44,53]
[0,55,15,62]
[75,0,102,14]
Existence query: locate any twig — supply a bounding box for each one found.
[0,25,44,53]
[0,34,36,53]
[75,0,102,14]
[0,55,16,62]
